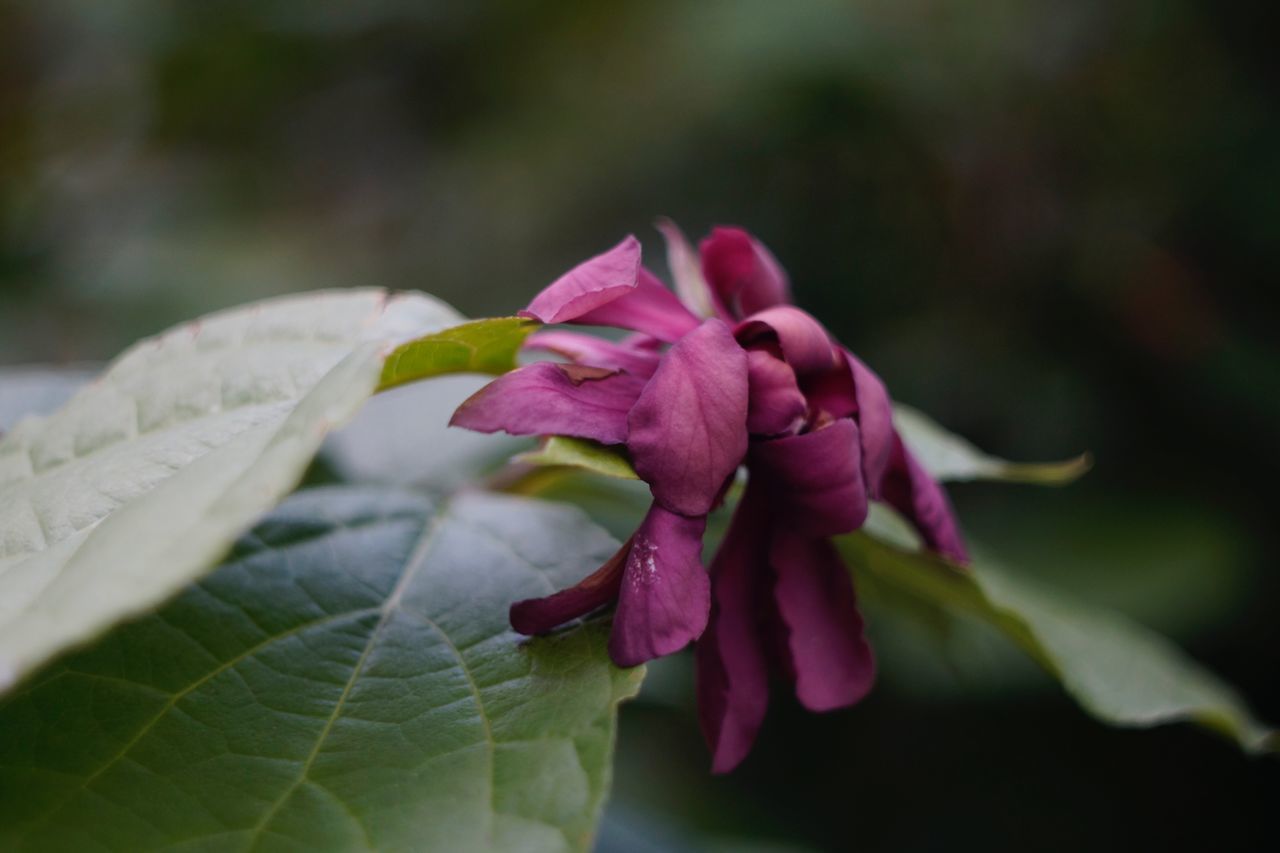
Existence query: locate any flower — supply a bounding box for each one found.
[450,222,967,771]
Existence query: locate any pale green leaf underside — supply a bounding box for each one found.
[894,404,1091,484]
[517,437,640,481]
[844,511,1276,755]
[0,290,466,694]
[0,487,642,852]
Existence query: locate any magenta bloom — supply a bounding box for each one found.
[450,223,967,771]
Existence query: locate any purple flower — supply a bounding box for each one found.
[450,224,968,771]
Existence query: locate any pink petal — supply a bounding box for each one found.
[449,361,646,445]
[628,319,749,516]
[801,349,895,495]
[609,503,711,667]
[749,419,868,538]
[771,530,876,712]
[880,434,970,563]
[524,330,661,378]
[570,267,700,342]
[656,217,727,320]
[745,349,807,436]
[696,486,772,773]
[522,235,643,324]
[699,226,790,319]
[736,306,838,375]
[510,540,628,635]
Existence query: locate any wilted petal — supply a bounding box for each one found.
[736,306,837,375]
[524,330,661,378]
[522,235,643,324]
[628,319,749,516]
[610,503,711,667]
[700,226,790,318]
[510,540,628,634]
[450,361,646,445]
[771,531,875,712]
[745,349,807,436]
[749,419,867,538]
[880,434,970,563]
[656,217,725,320]
[697,486,772,773]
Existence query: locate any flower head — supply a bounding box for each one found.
[450,223,967,771]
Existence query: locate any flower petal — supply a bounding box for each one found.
[699,226,790,319]
[736,306,838,375]
[510,540,628,635]
[628,319,749,516]
[523,330,661,378]
[771,530,875,712]
[880,434,970,563]
[572,267,701,342]
[801,349,895,494]
[522,235,643,324]
[745,349,807,436]
[696,486,772,773]
[450,361,646,444]
[749,419,868,538]
[656,217,726,320]
[609,503,710,667]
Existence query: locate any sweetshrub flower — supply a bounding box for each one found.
[451,222,967,771]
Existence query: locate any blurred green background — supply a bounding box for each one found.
[2,1,1276,849]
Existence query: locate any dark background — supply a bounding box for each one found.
[2,2,1276,850]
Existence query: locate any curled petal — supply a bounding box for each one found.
[522,235,643,324]
[736,306,838,375]
[510,540,628,635]
[700,226,790,319]
[749,419,867,538]
[802,350,895,494]
[880,434,970,563]
[524,330,661,378]
[574,268,702,342]
[697,486,772,773]
[610,503,711,667]
[450,361,646,445]
[656,217,726,320]
[628,319,749,516]
[771,531,875,712]
[745,350,807,436]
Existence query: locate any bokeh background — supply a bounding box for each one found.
[2,1,1276,850]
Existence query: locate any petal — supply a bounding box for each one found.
[522,235,643,324]
[510,540,627,635]
[628,319,750,516]
[609,503,711,667]
[879,434,970,563]
[572,267,701,342]
[749,419,867,538]
[696,486,772,773]
[745,349,807,436]
[450,361,646,445]
[523,330,661,378]
[699,226,790,318]
[801,349,895,494]
[736,306,838,375]
[770,531,875,712]
[656,217,726,319]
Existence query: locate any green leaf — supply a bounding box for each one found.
[0,290,477,694]
[0,486,642,852]
[378,317,537,392]
[517,437,640,481]
[894,403,1091,484]
[842,516,1277,754]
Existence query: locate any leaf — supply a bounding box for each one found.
[378,317,537,392]
[517,437,640,481]
[894,403,1091,484]
[0,289,479,694]
[0,366,95,433]
[0,486,642,852]
[841,513,1277,755]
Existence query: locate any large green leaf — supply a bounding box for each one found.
[0,486,641,852]
[0,293,535,695]
[843,509,1277,754]
[894,403,1091,484]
